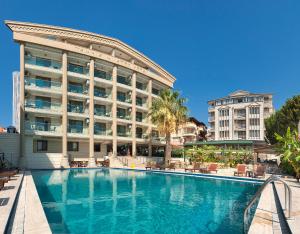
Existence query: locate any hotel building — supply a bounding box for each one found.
[207,90,274,141]
[6,21,175,169]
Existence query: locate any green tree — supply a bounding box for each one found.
[149,89,188,165]
[275,127,300,182]
[265,95,300,144]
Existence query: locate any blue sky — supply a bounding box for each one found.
[0,0,299,127]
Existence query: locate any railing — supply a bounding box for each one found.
[94,70,112,81]
[25,121,61,133]
[94,90,110,98]
[117,114,131,120]
[94,129,112,136]
[117,156,128,166]
[117,132,132,137]
[94,110,111,117]
[68,84,88,94]
[243,175,292,233]
[136,82,147,91]
[68,125,88,134]
[25,77,61,89]
[68,63,89,75]
[67,104,84,114]
[25,55,62,70]
[136,101,147,108]
[25,99,61,111]
[117,75,131,86]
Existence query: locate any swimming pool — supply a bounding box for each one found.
[32,169,261,234]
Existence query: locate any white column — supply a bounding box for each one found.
[131,72,136,157]
[147,79,152,157]
[88,59,96,167]
[19,43,25,167]
[112,66,117,157]
[61,52,69,168]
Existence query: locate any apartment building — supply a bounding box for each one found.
[6,21,175,169]
[171,117,207,146]
[207,90,274,141]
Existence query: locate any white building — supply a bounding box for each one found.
[207,90,274,141]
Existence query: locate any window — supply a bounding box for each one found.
[219,109,229,117]
[136,112,143,122]
[249,130,260,138]
[68,100,83,113]
[250,119,260,126]
[94,143,101,152]
[35,76,51,88]
[37,140,48,152]
[117,108,126,119]
[117,125,127,136]
[152,88,160,95]
[36,57,51,67]
[94,123,106,135]
[117,75,131,86]
[35,96,51,109]
[68,120,83,133]
[136,82,145,90]
[117,91,126,102]
[94,105,106,116]
[94,87,106,98]
[68,142,79,151]
[250,107,260,114]
[68,63,84,74]
[136,127,143,138]
[136,97,143,106]
[94,69,107,79]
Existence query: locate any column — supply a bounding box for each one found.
[147,79,152,157]
[246,106,250,140]
[88,59,95,167]
[61,52,69,167]
[131,72,136,157]
[112,65,117,157]
[215,108,219,140]
[259,105,264,140]
[19,43,25,166]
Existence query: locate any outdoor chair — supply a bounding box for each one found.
[253,164,266,178]
[234,164,246,176]
[0,177,9,191]
[145,161,153,170]
[166,162,176,171]
[0,170,18,179]
[201,163,218,174]
[185,162,201,172]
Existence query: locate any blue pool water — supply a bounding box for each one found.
[32,169,261,234]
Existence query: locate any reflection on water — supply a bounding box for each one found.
[32,169,260,234]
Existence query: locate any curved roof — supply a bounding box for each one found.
[5,20,175,84]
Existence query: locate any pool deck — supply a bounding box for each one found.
[1,167,299,234]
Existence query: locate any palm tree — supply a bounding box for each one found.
[149,89,188,165]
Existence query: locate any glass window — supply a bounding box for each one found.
[68,100,83,113]
[94,69,107,79]
[136,82,144,90]
[36,57,51,67]
[94,123,106,134]
[35,96,51,109]
[117,108,126,119]
[68,63,84,74]
[68,120,83,133]
[152,88,160,95]
[94,87,106,98]
[136,127,143,138]
[94,143,101,152]
[136,97,143,106]
[136,112,143,122]
[117,91,126,102]
[37,140,48,152]
[68,142,79,151]
[94,105,106,116]
[117,75,131,86]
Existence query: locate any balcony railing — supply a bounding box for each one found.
[117,114,131,120]
[25,99,61,111]
[25,77,61,90]
[94,109,111,117]
[136,100,147,108]
[94,90,110,99]
[67,104,84,114]
[68,125,87,134]
[94,129,112,136]
[117,97,132,104]
[94,70,112,81]
[25,121,61,133]
[136,82,147,91]
[68,84,88,95]
[68,63,89,75]
[117,75,131,86]
[25,55,62,70]
[117,131,132,137]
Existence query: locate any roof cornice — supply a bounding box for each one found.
[5,20,175,83]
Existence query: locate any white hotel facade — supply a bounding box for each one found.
[208,90,274,141]
[6,21,175,169]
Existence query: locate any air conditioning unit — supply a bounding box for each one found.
[86,80,90,86]
[128,124,132,129]
[128,108,132,112]
[86,99,90,105]
[86,62,90,67]
[128,91,132,96]
[85,118,90,124]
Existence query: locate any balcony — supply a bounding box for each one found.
[234,113,246,119]
[68,124,88,134]
[25,99,61,112]
[25,77,61,91]
[117,75,131,86]
[68,84,88,95]
[25,55,62,70]
[208,117,215,122]
[94,108,111,118]
[235,125,246,130]
[94,88,110,99]
[67,104,84,114]
[117,96,131,104]
[68,63,89,75]
[152,88,160,96]
[136,82,147,92]
[94,69,112,81]
[94,127,112,136]
[25,121,61,134]
[117,114,131,120]
[117,131,132,137]
[136,99,147,108]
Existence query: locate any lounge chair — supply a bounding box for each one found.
[201,163,218,173]
[153,162,166,170]
[0,177,9,191]
[234,164,246,176]
[0,170,18,179]
[145,161,153,170]
[185,162,201,172]
[166,162,176,171]
[253,164,266,178]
